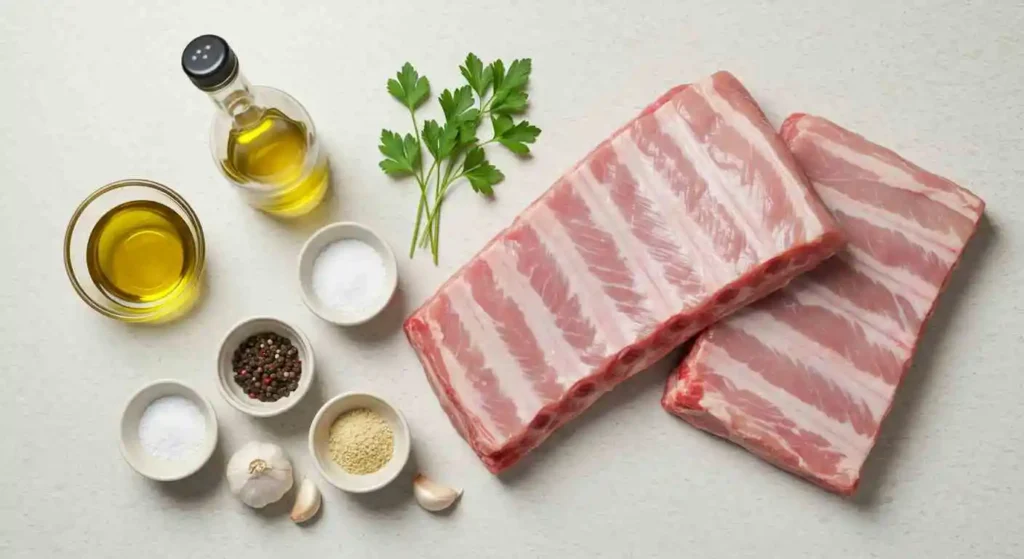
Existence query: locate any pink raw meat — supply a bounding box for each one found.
[662,114,985,495]
[405,73,844,473]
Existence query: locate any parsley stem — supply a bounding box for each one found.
[409,194,425,257]
[384,57,538,263]
[419,158,441,252]
[480,90,497,113]
[420,148,466,244]
[441,155,458,187]
[432,159,455,262]
[431,154,443,255]
[410,176,431,257]
[419,170,465,239]
[409,109,434,257]
[410,110,423,154]
[433,203,442,264]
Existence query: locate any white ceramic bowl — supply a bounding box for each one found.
[119,379,218,481]
[297,222,398,326]
[216,317,315,417]
[308,392,411,493]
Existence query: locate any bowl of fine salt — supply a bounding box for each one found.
[119,379,218,481]
[298,222,398,326]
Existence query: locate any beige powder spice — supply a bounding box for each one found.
[328,408,394,475]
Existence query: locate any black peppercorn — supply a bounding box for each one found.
[231,331,303,401]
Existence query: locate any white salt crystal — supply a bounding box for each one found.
[138,396,206,461]
[311,239,387,313]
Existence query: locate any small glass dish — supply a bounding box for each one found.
[64,179,206,323]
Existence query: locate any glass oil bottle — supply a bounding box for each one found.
[182,35,330,217]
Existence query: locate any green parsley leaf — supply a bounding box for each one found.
[388,63,430,109]
[378,129,420,175]
[491,114,513,137]
[459,53,493,97]
[440,86,481,149]
[379,54,541,263]
[491,90,529,114]
[492,117,541,155]
[438,123,459,160]
[458,119,480,146]
[422,120,442,159]
[499,58,531,94]
[501,120,542,143]
[423,120,459,161]
[490,59,505,92]
[464,161,504,196]
[403,133,420,165]
[463,146,485,171]
[439,86,477,124]
[498,139,530,155]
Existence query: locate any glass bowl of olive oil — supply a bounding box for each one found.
[64,179,206,323]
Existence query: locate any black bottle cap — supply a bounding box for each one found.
[181,35,238,91]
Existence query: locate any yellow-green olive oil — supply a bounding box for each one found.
[86,200,199,307]
[221,108,329,217]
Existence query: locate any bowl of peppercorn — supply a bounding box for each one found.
[216,316,315,417]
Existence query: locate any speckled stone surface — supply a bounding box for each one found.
[1,1,1021,557]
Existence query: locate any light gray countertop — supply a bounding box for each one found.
[1,1,1021,557]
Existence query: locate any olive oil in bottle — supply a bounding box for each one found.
[221,108,329,215]
[182,35,329,217]
[86,200,199,304]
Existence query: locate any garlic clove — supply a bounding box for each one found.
[413,473,462,512]
[290,478,322,524]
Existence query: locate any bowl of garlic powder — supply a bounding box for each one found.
[308,392,411,493]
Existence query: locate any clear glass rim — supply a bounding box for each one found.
[63,179,207,321]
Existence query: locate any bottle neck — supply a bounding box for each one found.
[208,72,260,127]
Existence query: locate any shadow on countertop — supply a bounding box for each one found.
[497,347,684,486]
[254,375,326,440]
[348,443,418,511]
[853,214,998,508]
[333,283,409,346]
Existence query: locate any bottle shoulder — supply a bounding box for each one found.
[252,86,314,124]
[211,85,316,135]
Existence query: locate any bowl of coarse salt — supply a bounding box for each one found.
[119,379,218,481]
[298,222,398,326]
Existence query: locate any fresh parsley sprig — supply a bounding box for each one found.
[379,54,541,264]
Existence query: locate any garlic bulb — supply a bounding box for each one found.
[290,478,321,524]
[413,473,462,512]
[226,441,294,508]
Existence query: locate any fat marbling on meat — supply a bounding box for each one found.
[662,114,985,494]
[405,73,844,473]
